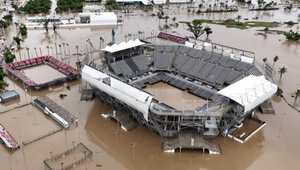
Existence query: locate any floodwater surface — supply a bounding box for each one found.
[22,64,66,84]
[144,82,206,110]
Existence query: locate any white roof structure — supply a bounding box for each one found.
[153,0,167,4]
[79,12,117,25]
[169,0,190,3]
[218,75,277,113]
[82,65,153,121]
[101,39,145,53]
[116,0,151,5]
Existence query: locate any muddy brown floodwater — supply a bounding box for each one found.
[1,3,300,170]
[22,64,66,84]
[144,82,205,110]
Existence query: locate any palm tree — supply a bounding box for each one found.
[293,89,300,104]
[275,88,283,98]
[204,26,213,38]
[278,66,287,80]
[263,58,267,65]
[236,15,242,22]
[172,17,176,23]
[273,55,279,69]
[263,57,267,69]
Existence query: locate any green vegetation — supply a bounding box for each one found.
[13,37,23,48]
[0,14,13,29]
[59,93,68,98]
[0,68,8,91]
[182,19,280,30]
[275,88,283,98]
[19,24,28,36]
[292,90,300,104]
[11,3,18,10]
[283,30,300,41]
[19,0,51,14]
[278,66,287,80]
[56,0,84,12]
[3,50,16,63]
[182,20,205,39]
[204,26,212,38]
[105,0,120,11]
[66,85,71,90]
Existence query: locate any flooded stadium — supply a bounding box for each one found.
[1,1,300,170]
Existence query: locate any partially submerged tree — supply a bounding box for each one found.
[0,68,8,91]
[184,20,205,39]
[42,19,49,32]
[13,36,22,48]
[204,26,213,38]
[105,0,119,11]
[236,15,242,22]
[273,55,279,69]
[283,30,300,41]
[275,88,283,98]
[50,20,60,31]
[263,57,267,66]
[3,50,16,63]
[292,89,300,104]
[2,14,13,24]
[19,24,28,36]
[278,66,287,80]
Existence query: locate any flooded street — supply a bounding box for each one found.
[1,2,300,169]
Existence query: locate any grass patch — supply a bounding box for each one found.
[181,19,280,30]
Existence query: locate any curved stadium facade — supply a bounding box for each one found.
[82,41,277,137]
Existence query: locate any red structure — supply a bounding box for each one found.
[157,32,188,44]
[5,56,80,90]
[0,123,20,150]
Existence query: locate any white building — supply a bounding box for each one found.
[77,12,118,25]
[116,0,152,6]
[169,0,190,3]
[152,0,167,4]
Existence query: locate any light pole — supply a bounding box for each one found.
[34,47,38,57]
[26,47,30,59]
[55,42,58,57]
[62,42,66,56]
[39,47,42,56]
[46,46,49,56]
[66,43,70,56]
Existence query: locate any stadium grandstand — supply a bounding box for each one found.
[82,39,277,138]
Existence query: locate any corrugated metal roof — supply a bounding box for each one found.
[218,75,277,113]
[101,39,145,53]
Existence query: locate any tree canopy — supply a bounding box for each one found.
[283,30,300,41]
[0,14,13,29]
[20,0,51,14]
[56,0,84,13]
[20,24,28,36]
[0,68,8,91]
[3,50,16,63]
[105,0,120,11]
[183,20,207,39]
